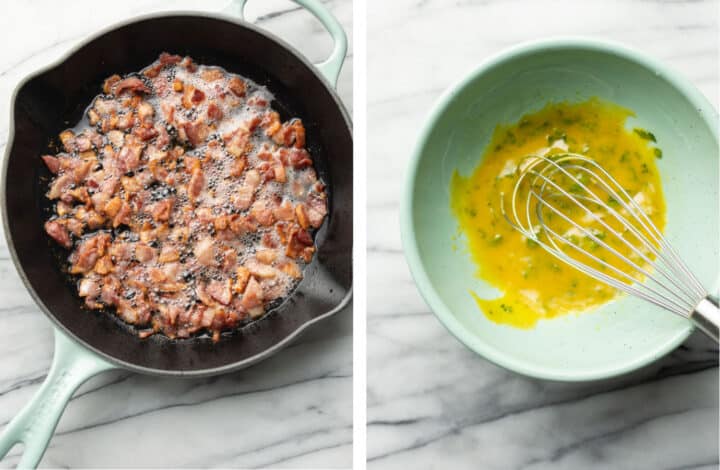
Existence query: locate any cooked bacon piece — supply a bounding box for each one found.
[306,194,327,228]
[113,76,150,96]
[202,68,225,82]
[188,168,204,203]
[148,198,174,222]
[70,233,110,274]
[137,101,154,123]
[44,220,72,248]
[240,276,263,312]
[273,164,287,183]
[295,204,310,229]
[75,134,93,152]
[273,120,306,148]
[207,102,223,122]
[224,128,251,158]
[184,121,210,147]
[207,279,232,305]
[182,86,205,109]
[59,130,76,152]
[246,258,277,279]
[228,215,257,235]
[250,200,276,226]
[94,255,114,275]
[278,259,302,279]
[117,138,144,172]
[234,169,260,210]
[286,226,313,260]
[262,111,282,137]
[194,237,215,266]
[228,76,246,97]
[103,75,121,94]
[78,277,101,298]
[112,201,132,228]
[135,244,156,262]
[287,148,313,169]
[42,155,60,174]
[229,156,246,177]
[159,52,182,66]
[47,174,74,200]
[273,200,294,221]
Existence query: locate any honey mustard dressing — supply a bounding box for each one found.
[450,99,666,328]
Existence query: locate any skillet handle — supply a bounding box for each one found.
[224,0,348,87]
[0,329,114,469]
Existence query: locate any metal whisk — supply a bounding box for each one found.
[501,153,719,342]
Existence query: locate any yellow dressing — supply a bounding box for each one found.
[450,98,666,328]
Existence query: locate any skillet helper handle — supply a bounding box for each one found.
[0,329,114,469]
[224,0,348,87]
[690,295,720,343]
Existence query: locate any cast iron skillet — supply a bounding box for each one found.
[0,1,352,467]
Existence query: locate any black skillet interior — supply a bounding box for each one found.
[3,14,352,374]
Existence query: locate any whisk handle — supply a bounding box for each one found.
[690,296,719,343]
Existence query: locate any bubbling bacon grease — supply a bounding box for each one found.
[41,53,327,341]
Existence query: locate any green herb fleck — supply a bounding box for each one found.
[490,234,503,246]
[654,148,663,159]
[633,128,656,142]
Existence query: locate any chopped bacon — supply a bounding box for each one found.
[246,259,277,279]
[101,276,121,306]
[306,193,328,228]
[207,279,232,305]
[113,76,150,96]
[42,155,60,174]
[70,233,110,274]
[287,148,313,169]
[117,138,144,172]
[202,68,225,81]
[229,156,246,177]
[194,238,215,266]
[135,244,156,262]
[44,220,72,248]
[137,101,154,123]
[207,102,223,122]
[148,198,174,222]
[47,174,74,200]
[250,200,276,226]
[188,168,204,202]
[240,276,263,310]
[224,128,251,158]
[78,277,101,298]
[184,121,210,147]
[75,134,93,152]
[286,226,313,259]
[274,200,295,221]
[41,53,326,340]
[228,77,246,97]
[273,119,306,148]
[159,52,182,66]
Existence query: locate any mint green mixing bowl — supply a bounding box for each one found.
[401,38,719,381]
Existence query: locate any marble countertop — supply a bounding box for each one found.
[0,0,352,468]
[367,1,718,469]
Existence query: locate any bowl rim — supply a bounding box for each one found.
[400,36,719,382]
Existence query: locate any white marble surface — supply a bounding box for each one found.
[0,0,352,468]
[367,1,718,469]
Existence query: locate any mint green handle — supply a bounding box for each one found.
[0,329,115,468]
[224,0,348,87]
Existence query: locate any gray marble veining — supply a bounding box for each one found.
[0,0,352,468]
[367,0,718,469]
